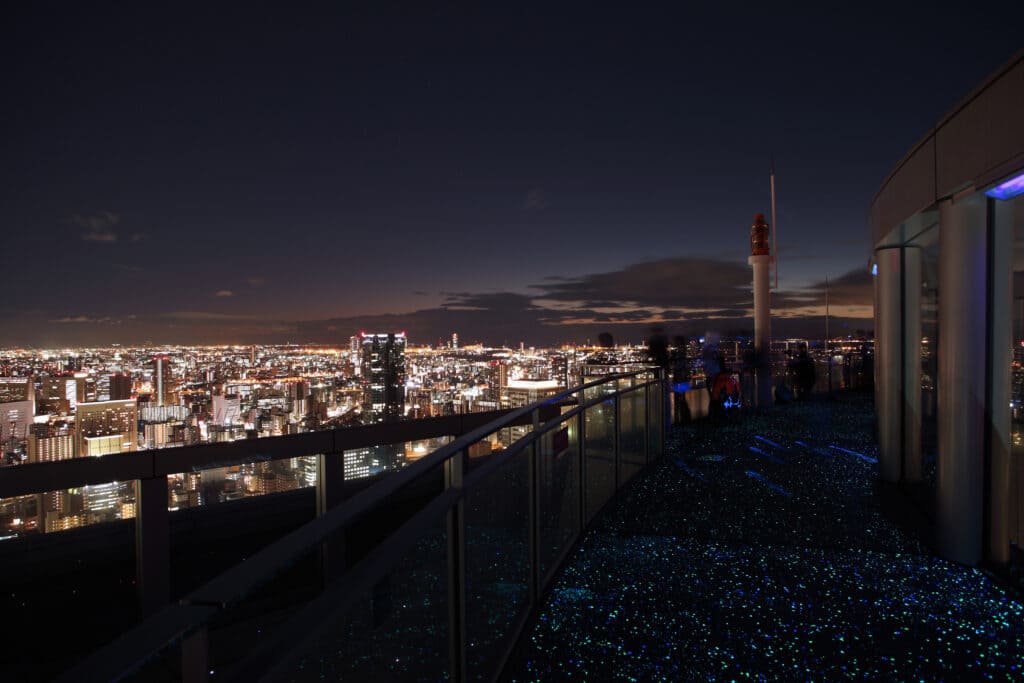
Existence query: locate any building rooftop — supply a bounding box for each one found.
[506,379,561,390]
[508,397,1024,680]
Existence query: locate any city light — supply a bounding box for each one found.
[1,335,883,538]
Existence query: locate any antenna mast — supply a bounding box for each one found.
[769,158,778,290]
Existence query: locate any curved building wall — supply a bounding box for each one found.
[871,50,1024,246]
[869,50,1024,566]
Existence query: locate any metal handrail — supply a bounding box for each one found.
[59,370,666,682]
[252,379,660,681]
[0,408,543,499]
[183,375,642,607]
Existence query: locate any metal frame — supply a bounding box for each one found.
[55,370,667,683]
[2,407,552,618]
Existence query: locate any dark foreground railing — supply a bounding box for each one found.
[1,408,558,619]
[59,370,666,682]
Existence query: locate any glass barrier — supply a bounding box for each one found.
[43,373,666,682]
[537,417,580,582]
[464,453,529,678]
[618,387,646,484]
[287,519,450,682]
[584,400,615,522]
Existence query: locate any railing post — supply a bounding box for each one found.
[181,626,209,683]
[644,382,651,465]
[135,475,170,617]
[613,393,621,491]
[317,449,346,585]
[578,408,587,528]
[529,410,543,605]
[446,450,467,683]
[528,439,540,606]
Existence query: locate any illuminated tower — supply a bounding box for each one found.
[748,213,773,407]
[152,356,171,407]
[360,333,407,423]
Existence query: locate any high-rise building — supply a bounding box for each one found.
[40,376,78,411]
[360,332,407,423]
[502,379,561,410]
[75,399,138,456]
[212,394,242,426]
[0,377,32,403]
[0,377,35,446]
[28,432,75,463]
[152,356,172,407]
[109,373,133,401]
[1,400,34,444]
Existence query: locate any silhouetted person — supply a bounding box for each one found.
[646,330,669,371]
[598,332,614,348]
[670,336,690,423]
[793,344,816,399]
[861,343,875,391]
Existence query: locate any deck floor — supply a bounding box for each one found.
[508,396,1024,681]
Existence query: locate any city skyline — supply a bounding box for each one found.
[4,6,1022,347]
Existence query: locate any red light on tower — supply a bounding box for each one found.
[750,213,770,256]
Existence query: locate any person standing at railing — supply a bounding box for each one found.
[670,335,690,423]
[647,329,690,423]
[792,343,816,400]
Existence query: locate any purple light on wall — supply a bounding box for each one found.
[985,171,1024,200]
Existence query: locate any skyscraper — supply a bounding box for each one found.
[152,356,171,407]
[109,372,132,401]
[75,399,138,456]
[360,332,406,423]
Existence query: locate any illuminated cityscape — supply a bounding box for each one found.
[0,336,877,537]
[2,4,1023,681]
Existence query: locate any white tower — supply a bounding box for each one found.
[748,214,773,407]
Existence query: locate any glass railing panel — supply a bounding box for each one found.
[537,417,580,581]
[1013,420,1023,547]
[285,518,450,682]
[584,400,615,521]
[466,434,503,475]
[649,383,665,461]
[582,381,616,403]
[197,544,323,678]
[344,436,452,482]
[464,454,529,678]
[618,388,646,485]
[1,493,136,682]
[1,481,136,538]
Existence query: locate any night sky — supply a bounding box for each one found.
[3,5,1022,347]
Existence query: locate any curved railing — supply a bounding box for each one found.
[62,369,666,682]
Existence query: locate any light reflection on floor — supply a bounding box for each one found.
[509,398,1024,681]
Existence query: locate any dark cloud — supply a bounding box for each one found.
[74,211,121,242]
[3,259,874,348]
[777,267,874,309]
[72,211,119,231]
[50,315,118,324]
[533,257,752,311]
[524,188,547,211]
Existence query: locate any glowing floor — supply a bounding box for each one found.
[507,397,1024,681]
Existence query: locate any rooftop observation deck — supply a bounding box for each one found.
[508,397,1024,681]
[8,378,1024,681]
